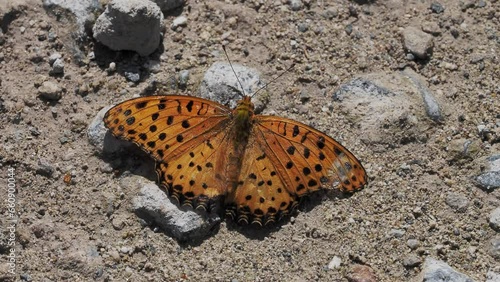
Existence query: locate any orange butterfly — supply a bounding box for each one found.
[103,94,367,225]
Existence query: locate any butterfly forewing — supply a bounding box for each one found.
[103,95,232,163]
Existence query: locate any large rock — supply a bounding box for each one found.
[130,177,221,241]
[93,0,163,56]
[414,257,474,282]
[200,62,266,110]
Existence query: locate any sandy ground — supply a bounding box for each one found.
[0,0,499,281]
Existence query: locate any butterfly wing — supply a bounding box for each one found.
[254,116,367,196]
[225,132,299,225]
[103,95,234,210]
[103,95,232,163]
[224,114,366,226]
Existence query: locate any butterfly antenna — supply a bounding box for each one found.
[222,45,246,98]
[250,63,295,98]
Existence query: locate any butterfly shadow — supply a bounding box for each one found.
[101,132,158,181]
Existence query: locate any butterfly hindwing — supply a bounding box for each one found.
[254,116,367,196]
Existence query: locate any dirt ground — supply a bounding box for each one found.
[0,0,499,281]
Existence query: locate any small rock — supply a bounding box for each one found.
[36,159,55,177]
[389,229,406,238]
[151,0,185,12]
[489,207,500,232]
[447,139,480,161]
[38,81,62,101]
[124,71,140,82]
[108,249,120,262]
[416,257,473,282]
[475,154,500,191]
[179,70,189,87]
[327,256,341,270]
[403,26,434,59]
[402,254,422,267]
[50,58,65,75]
[297,23,308,33]
[407,239,420,250]
[422,21,441,36]
[48,53,62,65]
[489,236,500,259]
[171,16,187,29]
[346,264,377,282]
[440,61,458,71]
[445,193,469,213]
[403,69,443,121]
[289,0,303,11]
[430,2,445,14]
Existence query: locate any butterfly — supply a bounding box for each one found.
[103,94,367,225]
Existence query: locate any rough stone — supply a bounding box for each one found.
[403,26,434,59]
[416,257,473,282]
[93,0,163,56]
[38,81,62,101]
[475,154,500,191]
[489,207,500,232]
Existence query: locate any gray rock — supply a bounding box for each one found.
[475,154,500,191]
[42,0,100,41]
[48,53,62,65]
[38,81,62,101]
[486,271,500,282]
[327,256,341,269]
[93,0,163,56]
[445,193,469,213]
[179,70,189,87]
[132,178,220,241]
[171,15,187,29]
[417,257,473,282]
[289,0,303,11]
[407,239,420,250]
[430,2,444,14]
[422,21,441,36]
[402,254,421,267]
[151,0,185,12]
[36,159,55,177]
[332,72,440,146]
[50,58,65,75]
[403,69,443,122]
[87,105,132,154]
[388,229,406,238]
[490,207,500,232]
[488,236,500,259]
[200,62,265,109]
[403,26,434,59]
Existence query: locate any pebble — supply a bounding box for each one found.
[402,254,421,267]
[403,26,434,60]
[38,81,62,101]
[445,193,469,213]
[124,71,140,82]
[488,236,500,259]
[489,207,500,232]
[430,2,445,14]
[36,159,55,177]
[389,229,406,238]
[327,256,341,269]
[48,53,62,65]
[179,70,189,87]
[108,249,121,262]
[289,0,303,11]
[422,21,441,36]
[297,23,308,32]
[475,154,500,191]
[172,16,188,29]
[346,264,377,282]
[50,58,65,75]
[407,239,420,250]
[440,61,458,71]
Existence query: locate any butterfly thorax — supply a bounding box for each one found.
[232,96,255,144]
[226,96,255,190]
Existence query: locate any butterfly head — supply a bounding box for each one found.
[234,96,255,117]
